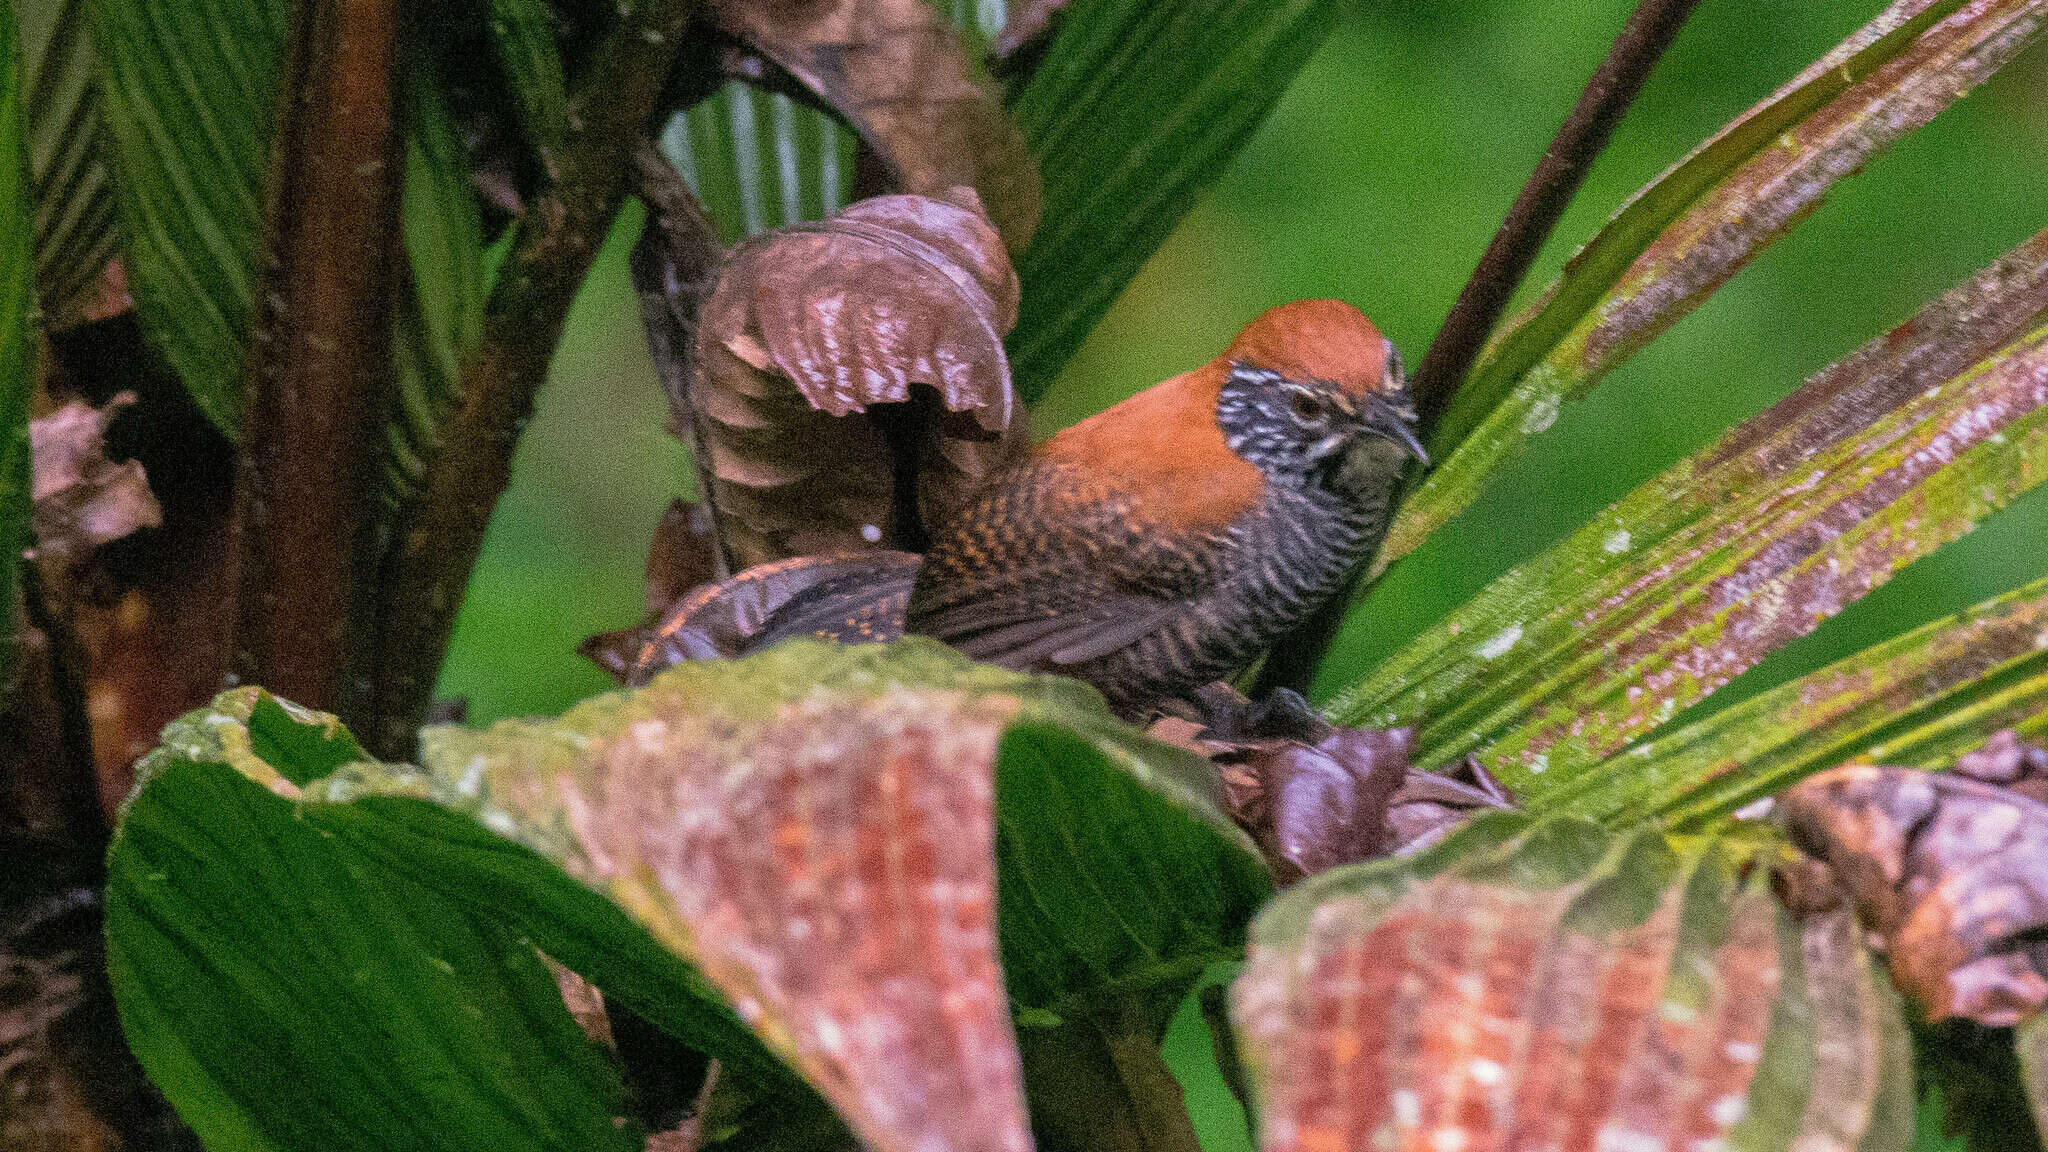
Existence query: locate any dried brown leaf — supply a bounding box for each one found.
[27,393,161,571]
[712,0,1042,249]
[1784,748,2048,1026]
[644,498,723,616]
[592,550,919,684]
[694,192,1021,568]
[1174,687,1512,879]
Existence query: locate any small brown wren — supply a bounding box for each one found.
[904,298,1425,719]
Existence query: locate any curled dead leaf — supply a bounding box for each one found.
[582,551,919,685]
[28,394,162,570]
[1155,685,1514,882]
[693,191,1023,569]
[1783,737,2048,1026]
[711,0,1042,250]
[1228,825,1903,1152]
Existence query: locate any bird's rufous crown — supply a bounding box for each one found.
[1220,298,1399,399]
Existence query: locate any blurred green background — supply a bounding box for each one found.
[433,4,2046,1146]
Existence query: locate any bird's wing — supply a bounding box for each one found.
[911,588,1185,668]
[908,457,1224,669]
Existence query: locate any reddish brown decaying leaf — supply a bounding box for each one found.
[712,0,1042,250]
[558,687,1032,1152]
[582,550,919,684]
[27,394,162,569]
[694,191,1023,568]
[1232,868,1782,1152]
[644,498,724,617]
[1784,751,2048,1026]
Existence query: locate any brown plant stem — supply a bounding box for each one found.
[227,0,404,708]
[363,0,701,756]
[1408,0,1700,436]
[1255,0,1698,701]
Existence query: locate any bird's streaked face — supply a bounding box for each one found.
[1216,355,1426,497]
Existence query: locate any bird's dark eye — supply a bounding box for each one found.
[1289,393,1325,421]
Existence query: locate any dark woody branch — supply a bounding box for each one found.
[360,0,702,757]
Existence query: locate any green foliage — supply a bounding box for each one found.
[86,0,288,436]
[106,642,1269,1152]
[0,2,32,691]
[19,0,115,328]
[1379,0,2047,571]
[1004,0,1343,396]
[1330,225,2048,805]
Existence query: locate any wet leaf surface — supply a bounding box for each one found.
[1783,748,2048,1027]
[694,191,1021,568]
[712,0,1042,250]
[1335,225,2048,806]
[1378,0,2048,572]
[1233,816,1915,1152]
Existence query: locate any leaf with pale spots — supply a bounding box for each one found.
[1330,225,2048,809]
[1553,574,2048,829]
[694,192,1023,569]
[1378,0,2048,573]
[106,640,1270,1152]
[1232,815,1915,1152]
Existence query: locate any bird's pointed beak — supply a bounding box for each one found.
[1380,419,1430,467]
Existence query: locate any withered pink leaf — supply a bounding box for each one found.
[711,0,1042,250]
[694,192,1023,569]
[1233,818,1913,1152]
[28,392,161,568]
[1783,756,2048,1026]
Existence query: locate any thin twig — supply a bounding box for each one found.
[1410,0,1701,435]
[1255,0,1699,700]
[228,0,404,708]
[363,0,701,756]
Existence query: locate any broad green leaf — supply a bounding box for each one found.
[1376,0,2048,571]
[87,0,288,435]
[657,0,1007,245]
[19,0,117,330]
[1,1,32,692]
[89,0,491,458]
[487,0,568,162]
[660,83,857,242]
[1565,574,2048,829]
[109,641,1268,1152]
[384,65,489,513]
[1330,226,2048,803]
[105,692,650,1152]
[1233,818,1913,1152]
[1005,0,1341,396]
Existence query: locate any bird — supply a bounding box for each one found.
[903,298,1426,720]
